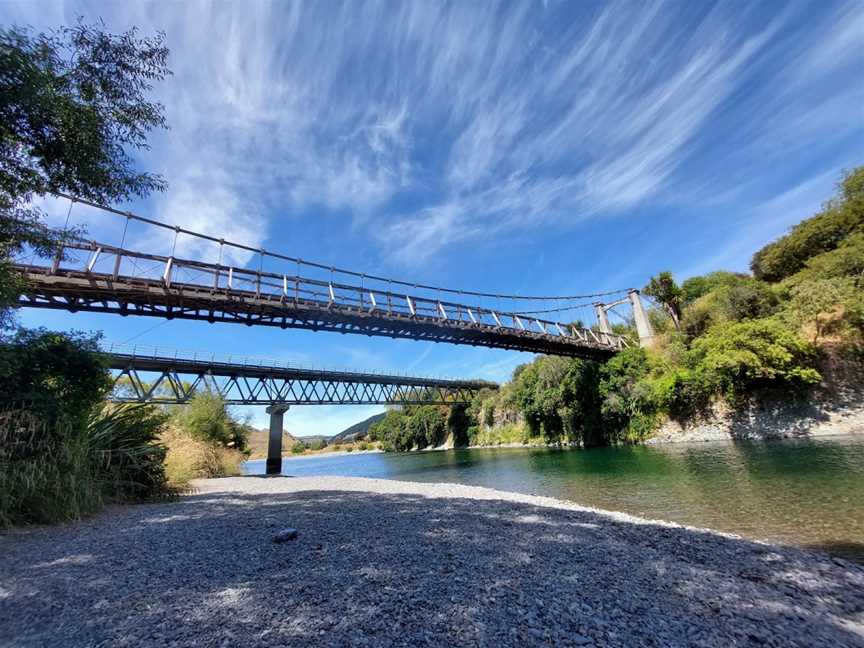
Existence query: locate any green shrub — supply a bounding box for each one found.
[291,443,306,454]
[172,392,250,451]
[782,232,864,290]
[369,406,455,452]
[680,271,748,305]
[781,276,863,343]
[687,319,820,395]
[681,276,778,338]
[598,348,660,443]
[87,404,170,502]
[0,402,172,526]
[465,425,479,444]
[662,368,714,420]
[0,329,111,425]
[0,332,174,526]
[470,422,536,446]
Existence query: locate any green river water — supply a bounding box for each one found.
[244,434,864,562]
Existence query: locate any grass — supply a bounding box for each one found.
[0,404,172,527]
[0,423,101,526]
[161,426,245,487]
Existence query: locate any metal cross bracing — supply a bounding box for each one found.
[105,350,493,405]
[14,239,634,359]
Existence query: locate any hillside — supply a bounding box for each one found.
[370,166,863,452]
[330,412,386,443]
[246,427,298,460]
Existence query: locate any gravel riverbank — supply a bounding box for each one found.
[2,475,863,647]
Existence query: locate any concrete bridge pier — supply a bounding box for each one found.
[266,403,290,475]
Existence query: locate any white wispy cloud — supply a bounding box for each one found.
[5,0,861,270]
[677,167,844,278]
[794,0,864,78]
[376,2,791,262]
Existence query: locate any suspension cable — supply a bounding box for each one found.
[50,191,632,302]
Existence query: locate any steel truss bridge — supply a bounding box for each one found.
[15,241,632,360]
[105,350,492,406]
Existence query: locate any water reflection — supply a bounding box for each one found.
[244,435,864,561]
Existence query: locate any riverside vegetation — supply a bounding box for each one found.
[0,331,254,525]
[368,167,863,452]
[0,21,250,526]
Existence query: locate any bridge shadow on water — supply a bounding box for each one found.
[1,487,863,647]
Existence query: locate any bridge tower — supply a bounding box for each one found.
[594,303,612,335]
[628,289,656,348]
[594,290,655,349]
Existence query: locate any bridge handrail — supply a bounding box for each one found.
[41,239,633,352]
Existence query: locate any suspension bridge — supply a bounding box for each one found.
[13,195,655,360]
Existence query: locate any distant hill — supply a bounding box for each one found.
[330,412,386,444]
[246,427,298,459]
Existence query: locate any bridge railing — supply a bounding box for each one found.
[101,342,473,382]
[28,239,633,352]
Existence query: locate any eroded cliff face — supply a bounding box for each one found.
[488,407,524,430]
[650,352,864,444]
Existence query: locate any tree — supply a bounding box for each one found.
[407,405,448,449]
[446,404,472,447]
[557,359,604,447]
[598,347,658,442]
[369,409,414,452]
[680,275,779,339]
[0,21,171,325]
[680,271,748,306]
[0,328,111,423]
[173,392,250,451]
[751,167,864,282]
[644,271,682,330]
[784,277,863,344]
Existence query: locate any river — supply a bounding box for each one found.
[244,434,864,562]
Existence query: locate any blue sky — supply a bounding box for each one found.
[4,0,863,436]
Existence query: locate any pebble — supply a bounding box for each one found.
[273,528,299,543]
[0,475,862,648]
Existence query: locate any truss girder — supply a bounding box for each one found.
[105,353,487,405]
